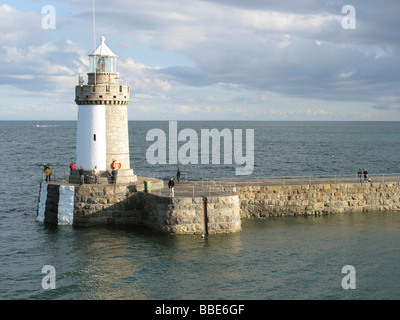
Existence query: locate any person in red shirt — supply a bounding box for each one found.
[70,162,76,173]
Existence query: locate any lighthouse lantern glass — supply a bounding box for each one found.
[89,55,116,74]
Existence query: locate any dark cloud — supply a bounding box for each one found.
[372,101,400,112]
[160,66,212,86]
[199,0,342,14]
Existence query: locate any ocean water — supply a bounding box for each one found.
[0,121,400,300]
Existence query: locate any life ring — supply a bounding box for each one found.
[111,161,121,170]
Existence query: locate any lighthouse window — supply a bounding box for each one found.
[97,57,106,73]
[94,134,97,141]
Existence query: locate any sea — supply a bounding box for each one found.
[0,121,400,301]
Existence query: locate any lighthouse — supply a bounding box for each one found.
[37,34,242,233]
[72,36,137,183]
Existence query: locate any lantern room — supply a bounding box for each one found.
[88,36,117,74]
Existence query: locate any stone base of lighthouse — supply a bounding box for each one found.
[113,169,137,183]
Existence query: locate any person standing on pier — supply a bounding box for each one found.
[168,177,175,197]
[357,169,362,183]
[44,165,52,182]
[177,168,181,183]
[111,169,118,184]
[93,165,99,184]
[70,162,76,173]
[363,169,368,182]
[79,166,85,185]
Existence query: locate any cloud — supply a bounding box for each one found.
[86,0,400,106]
[2,1,400,120]
[372,98,400,112]
[0,42,82,92]
[0,4,87,93]
[119,58,172,94]
[268,107,332,118]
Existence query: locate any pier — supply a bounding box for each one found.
[37,173,400,234]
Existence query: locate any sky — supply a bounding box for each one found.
[1,0,400,121]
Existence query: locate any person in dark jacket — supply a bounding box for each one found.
[177,168,181,182]
[357,169,362,183]
[79,166,85,184]
[112,169,118,184]
[363,169,368,182]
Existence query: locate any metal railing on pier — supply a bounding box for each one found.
[201,173,400,189]
[146,173,400,198]
[40,168,400,198]
[41,170,137,185]
[41,170,68,184]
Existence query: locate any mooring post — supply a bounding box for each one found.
[202,196,208,235]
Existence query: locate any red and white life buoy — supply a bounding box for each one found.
[111,161,121,170]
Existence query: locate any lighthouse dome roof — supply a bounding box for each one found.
[90,36,117,57]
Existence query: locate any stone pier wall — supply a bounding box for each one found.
[38,182,241,234]
[73,185,241,234]
[37,180,400,234]
[233,182,400,218]
[206,196,242,234]
[133,193,241,234]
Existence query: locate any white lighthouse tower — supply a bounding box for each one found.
[71,36,136,183]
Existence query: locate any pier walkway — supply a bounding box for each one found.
[43,173,400,198]
[152,174,400,198]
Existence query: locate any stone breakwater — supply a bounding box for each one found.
[37,181,241,234]
[231,181,400,218]
[37,179,400,234]
[74,184,241,234]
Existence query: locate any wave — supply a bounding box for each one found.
[35,124,59,128]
